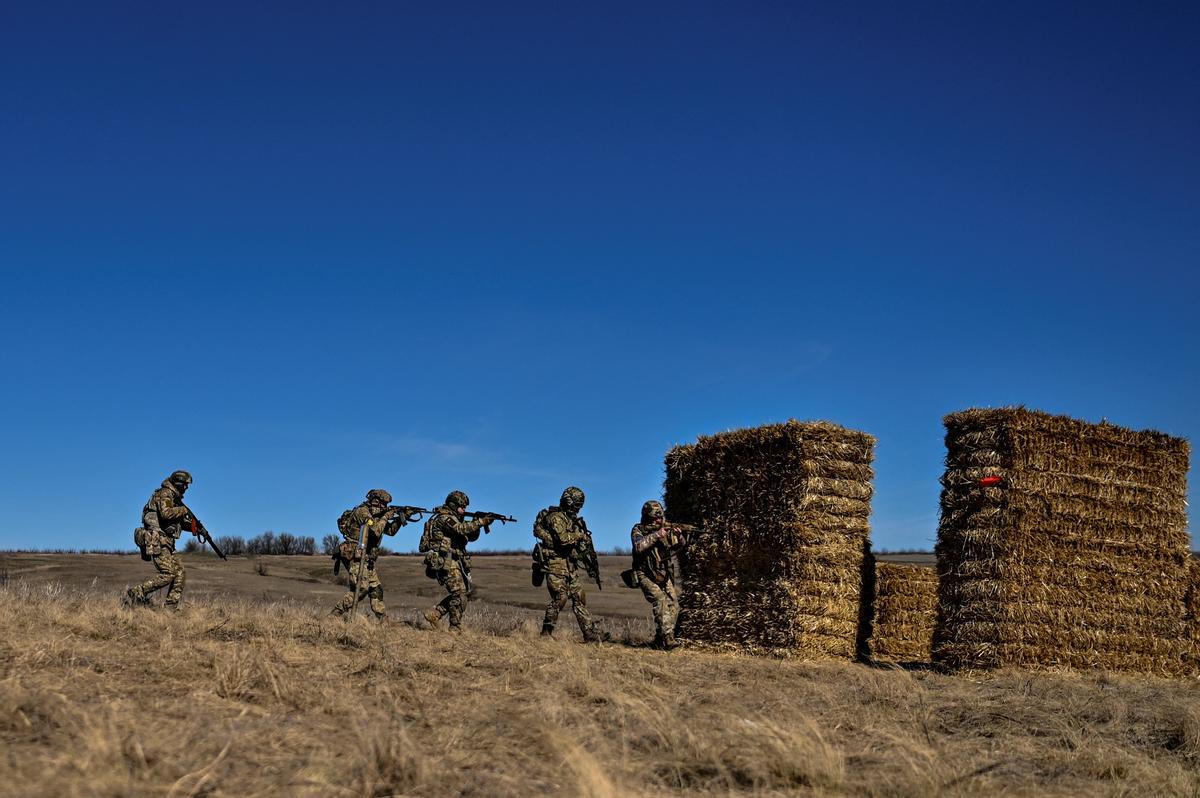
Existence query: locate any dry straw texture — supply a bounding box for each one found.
[1186,559,1200,673]
[868,563,938,664]
[932,407,1192,675]
[664,420,875,658]
[6,579,1200,797]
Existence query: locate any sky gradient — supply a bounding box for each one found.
[2,2,1197,553]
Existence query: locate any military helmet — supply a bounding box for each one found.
[445,490,470,509]
[366,489,393,505]
[641,500,664,523]
[168,470,193,486]
[560,486,585,512]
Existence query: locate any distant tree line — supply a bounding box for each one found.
[182,531,317,556]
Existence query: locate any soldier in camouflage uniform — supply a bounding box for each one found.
[533,486,600,642]
[126,470,200,610]
[630,500,688,649]
[420,490,493,631]
[330,489,409,620]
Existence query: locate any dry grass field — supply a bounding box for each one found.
[2,553,1199,797]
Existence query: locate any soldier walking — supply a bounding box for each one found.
[533,486,601,642]
[629,500,689,649]
[126,470,200,610]
[420,491,493,632]
[330,489,410,620]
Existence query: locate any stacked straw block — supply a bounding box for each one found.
[664,420,875,658]
[932,408,1192,675]
[868,563,938,664]
[1185,559,1200,674]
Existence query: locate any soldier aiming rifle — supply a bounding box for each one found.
[420,492,513,631]
[330,489,415,621]
[621,501,692,649]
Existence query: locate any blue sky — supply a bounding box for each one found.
[2,2,1197,552]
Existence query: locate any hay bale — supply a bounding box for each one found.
[664,420,876,658]
[868,562,938,664]
[932,407,1192,675]
[1185,558,1200,674]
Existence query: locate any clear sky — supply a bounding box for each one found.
[2,2,1197,553]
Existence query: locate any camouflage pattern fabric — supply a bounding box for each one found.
[332,560,386,617]
[132,550,187,606]
[142,480,191,544]
[129,479,193,606]
[639,574,680,640]
[331,501,407,619]
[426,559,470,629]
[536,505,597,638]
[422,506,486,629]
[543,570,594,637]
[631,503,687,644]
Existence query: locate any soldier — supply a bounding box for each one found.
[630,500,688,649]
[420,490,493,632]
[533,486,601,642]
[330,489,409,620]
[126,470,200,610]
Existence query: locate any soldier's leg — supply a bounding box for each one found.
[443,567,468,629]
[136,551,181,601]
[331,560,367,615]
[423,570,451,626]
[639,577,668,640]
[566,572,597,641]
[366,568,386,618]
[663,578,681,635]
[542,574,569,634]
[162,552,186,607]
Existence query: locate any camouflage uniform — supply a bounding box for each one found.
[631,500,687,649]
[331,489,408,619]
[535,486,599,642]
[128,471,195,608]
[421,491,489,630]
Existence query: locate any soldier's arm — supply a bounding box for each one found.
[381,508,409,536]
[632,525,670,554]
[548,512,583,547]
[156,493,191,524]
[458,517,486,545]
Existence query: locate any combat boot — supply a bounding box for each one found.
[124,587,148,608]
[422,609,443,628]
[662,633,681,650]
[582,626,602,644]
[540,622,555,637]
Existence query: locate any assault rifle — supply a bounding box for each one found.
[388,505,435,523]
[575,533,602,591]
[188,515,227,560]
[464,511,518,531]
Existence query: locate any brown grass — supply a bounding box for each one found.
[3,576,1200,797]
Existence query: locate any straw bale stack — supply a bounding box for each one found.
[1185,558,1200,674]
[868,562,938,664]
[664,420,876,658]
[932,407,1191,675]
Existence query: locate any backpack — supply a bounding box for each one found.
[336,508,356,538]
[420,513,445,578]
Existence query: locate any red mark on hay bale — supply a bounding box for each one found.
[979,476,1003,487]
